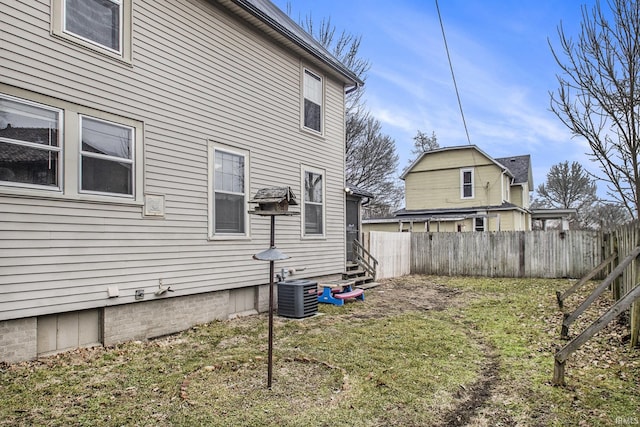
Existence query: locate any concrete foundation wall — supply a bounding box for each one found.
[103,291,230,346]
[1,286,267,363]
[0,317,37,364]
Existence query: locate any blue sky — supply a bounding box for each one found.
[273,0,601,195]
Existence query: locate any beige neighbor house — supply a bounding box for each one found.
[0,0,363,363]
[364,145,533,233]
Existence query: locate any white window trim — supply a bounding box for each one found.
[51,0,133,63]
[0,94,64,192]
[301,165,326,239]
[474,216,486,232]
[460,168,474,199]
[0,86,143,206]
[301,66,324,136]
[78,115,135,199]
[208,141,250,240]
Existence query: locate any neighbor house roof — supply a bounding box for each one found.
[394,202,528,218]
[219,0,363,88]
[400,145,515,180]
[495,154,533,187]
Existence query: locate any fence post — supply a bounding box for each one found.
[519,231,526,278]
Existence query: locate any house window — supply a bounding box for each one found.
[0,95,62,190]
[209,143,249,238]
[52,0,132,62]
[64,0,122,53]
[303,168,325,236]
[0,89,143,202]
[461,168,474,199]
[303,68,323,133]
[474,217,485,231]
[80,116,134,196]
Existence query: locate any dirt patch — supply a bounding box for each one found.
[352,275,466,319]
[351,276,504,425]
[437,336,505,427]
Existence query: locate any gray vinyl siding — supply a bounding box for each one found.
[0,0,347,321]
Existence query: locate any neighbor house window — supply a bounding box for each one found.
[0,95,62,190]
[80,116,134,196]
[303,68,323,133]
[209,144,249,238]
[474,217,485,231]
[52,0,132,62]
[461,168,474,199]
[303,167,325,236]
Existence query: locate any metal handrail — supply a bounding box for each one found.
[353,239,378,280]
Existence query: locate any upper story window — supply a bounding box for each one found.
[461,168,474,199]
[0,88,143,203]
[65,0,122,53]
[208,143,250,239]
[302,167,325,237]
[52,0,132,62]
[505,180,510,202]
[303,68,323,133]
[80,116,134,196]
[0,95,62,190]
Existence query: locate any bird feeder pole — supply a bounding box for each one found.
[267,214,275,387]
[249,187,299,389]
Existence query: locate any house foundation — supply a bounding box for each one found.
[0,285,272,363]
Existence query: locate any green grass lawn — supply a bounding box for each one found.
[1,276,638,426]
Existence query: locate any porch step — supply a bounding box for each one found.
[343,269,367,279]
[348,274,374,286]
[345,262,360,272]
[356,282,380,290]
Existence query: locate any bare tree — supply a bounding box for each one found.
[584,202,631,230]
[345,114,402,216]
[534,161,597,209]
[533,161,598,228]
[549,0,640,219]
[410,130,439,159]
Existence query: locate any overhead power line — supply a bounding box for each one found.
[435,0,472,145]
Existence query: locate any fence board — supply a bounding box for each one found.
[369,231,411,279]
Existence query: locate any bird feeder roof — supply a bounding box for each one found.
[249,186,298,205]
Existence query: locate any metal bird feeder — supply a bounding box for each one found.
[249,186,299,389]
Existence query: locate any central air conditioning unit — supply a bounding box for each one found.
[277,279,318,318]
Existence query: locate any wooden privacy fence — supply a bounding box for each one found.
[366,230,604,279]
[409,230,603,278]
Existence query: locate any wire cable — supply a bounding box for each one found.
[435,0,472,145]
